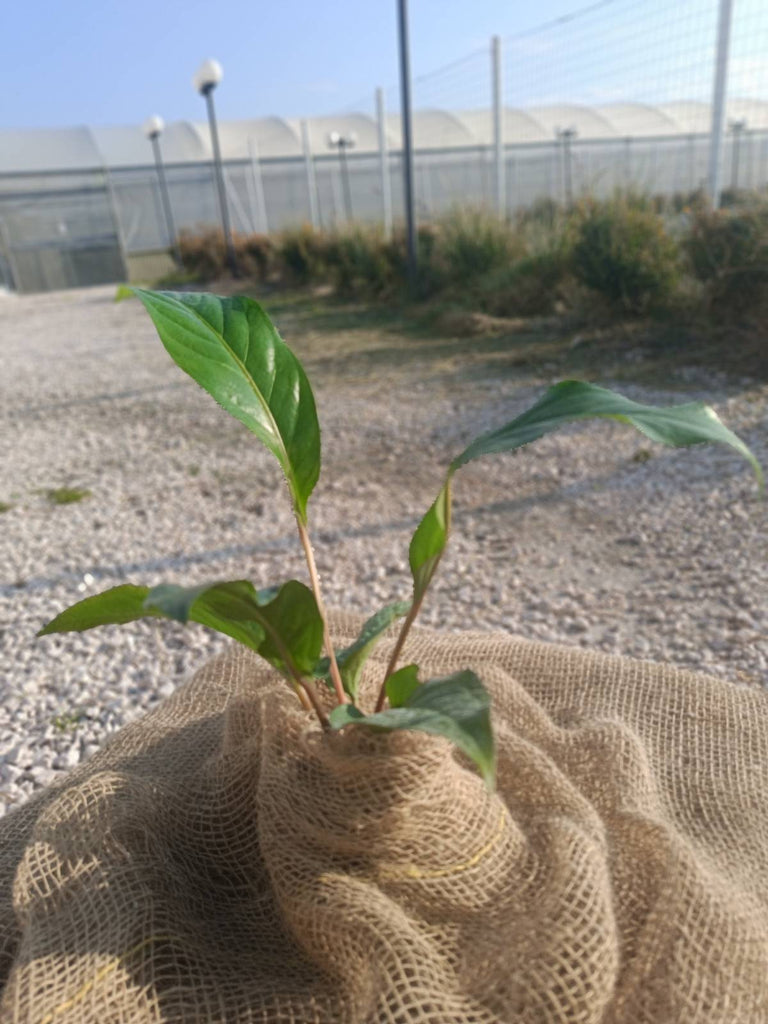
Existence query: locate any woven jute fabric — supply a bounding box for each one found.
[1,614,767,1023]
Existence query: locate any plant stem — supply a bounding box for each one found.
[292,681,313,713]
[258,612,330,726]
[299,676,330,728]
[375,598,423,712]
[375,476,453,712]
[297,518,348,705]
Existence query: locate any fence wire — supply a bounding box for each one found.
[1,0,767,291]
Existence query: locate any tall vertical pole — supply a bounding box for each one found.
[150,135,181,263]
[707,0,734,210]
[330,160,344,226]
[0,217,20,293]
[397,0,417,285]
[557,129,575,207]
[420,158,433,213]
[203,85,238,275]
[563,132,574,207]
[491,35,505,216]
[730,120,746,190]
[376,87,393,238]
[247,138,269,234]
[339,142,353,222]
[103,167,130,282]
[300,120,320,229]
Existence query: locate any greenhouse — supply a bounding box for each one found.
[1,98,767,292]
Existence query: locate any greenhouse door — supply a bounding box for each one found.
[0,183,127,294]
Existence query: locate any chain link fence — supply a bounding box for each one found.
[1,0,766,292]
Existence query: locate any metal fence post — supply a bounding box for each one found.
[730,119,746,190]
[0,217,20,293]
[491,35,505,216]
[330,162,345,226]
[376,87,393,238]
[707,0,734,209]
[555,129,575,207]
[397,0,417,285]
[103,167,130,282]
[300,120,320,229]
[247,138,269,234]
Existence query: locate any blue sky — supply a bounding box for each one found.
[2,0,548,127]
[2,0,767,128]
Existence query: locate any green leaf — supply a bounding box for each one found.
[114,284,135,302]
[132,289,321,521]
[37,584,153,635]
[40,579,324,681]
[143,580,267,653]
[314,600,411,698]
[452,380,764,490]
[144,578,323,676]
[329,704,366,728]
[248,580,324,676]
[330,670,495,787]
[401,379,762,669]
[385,664,420,707]
[409,479,452,605]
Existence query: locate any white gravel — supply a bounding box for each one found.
[1,285,766,816]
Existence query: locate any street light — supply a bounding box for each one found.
[193,58,239,277]
[327,131,356,223]
[143,115,181,266]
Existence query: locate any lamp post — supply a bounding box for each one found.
[193,58,239,276]
[143,115,181,266]
[327,131,356,223]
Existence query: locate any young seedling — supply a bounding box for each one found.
[45,487,92,506]
[39,290,763,788]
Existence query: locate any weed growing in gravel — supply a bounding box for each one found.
[51,710,87,733]
[0,502,13,514]
[38,290,763,786]
[632,448,654,464]
[45,487,92,506]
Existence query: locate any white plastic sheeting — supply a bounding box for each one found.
[2,100,768,172]
[3,99,768,292]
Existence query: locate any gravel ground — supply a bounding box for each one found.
[1,284,766,815]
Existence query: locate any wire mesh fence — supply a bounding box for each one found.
[0,0,766,291]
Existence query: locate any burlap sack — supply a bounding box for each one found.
[1,614,767,1023]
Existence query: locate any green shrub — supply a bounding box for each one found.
[686,200,768,317]
[178,227,227,281]
[277,225,330,284]
[178,228,274,282]
[571,198,680,314]
[323,226,401,296]
[472,248,574,317]
[412,223,449,297]
[438,206,522,283]
[238,234,276,282]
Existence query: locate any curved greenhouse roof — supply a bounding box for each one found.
[2,99,767,173]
